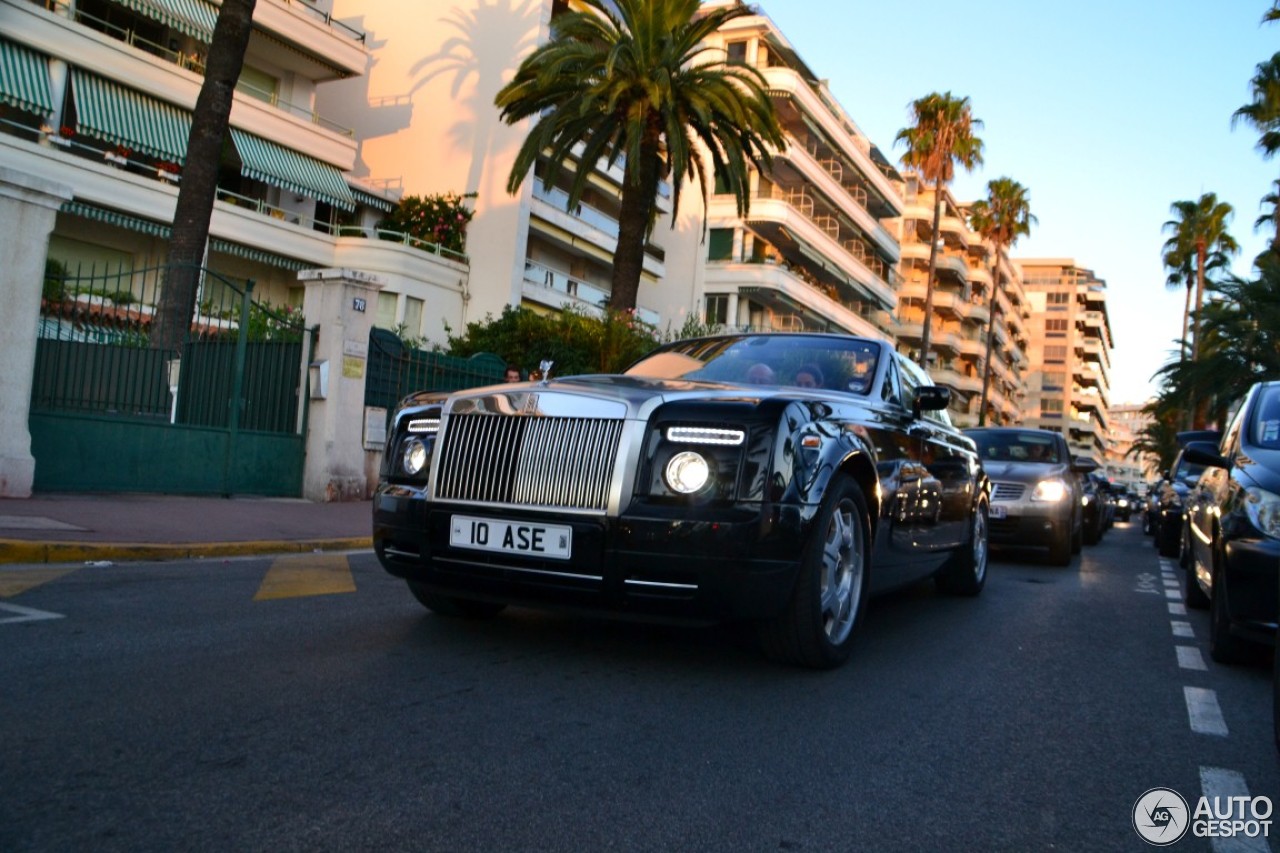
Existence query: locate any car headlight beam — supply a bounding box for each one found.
[665,451,711,494]
[1031,478,1067,503]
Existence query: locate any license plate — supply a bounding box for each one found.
[989,504,1008,519]
[449,514,572,560]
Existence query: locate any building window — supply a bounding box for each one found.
[376,291,398,330]
[1044,345,1067,363]
[725,40,747,63]
[708,228,734,261]
[1041,398,1063,417]
[1047,292,1070,310]
[705,295,729,326]
[403,296,424,338]
[1045,318,1067,337]
[1042,371,1065,390]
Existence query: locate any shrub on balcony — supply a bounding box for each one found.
[377,191,477,253]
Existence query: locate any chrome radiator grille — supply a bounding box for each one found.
[991,482,1026,502]
[434,413,624,511]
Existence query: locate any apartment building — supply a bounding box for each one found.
[890,176,1031,427]
[0,0,489,333]
[1106,402,1158,484]
[692,2,901,339]
[317,0,681,335]
[1017,259,1115,463]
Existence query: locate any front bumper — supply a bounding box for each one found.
[1222,533,1280,645]
[373,484,806,624]
[987,497,1071,549]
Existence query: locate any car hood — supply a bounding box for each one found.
[1240,446,1280,493]
[399,374,866,421]
[980,461,1069,483]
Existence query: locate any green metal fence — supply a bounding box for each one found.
[30,261,315,496]
[365,327,505,422]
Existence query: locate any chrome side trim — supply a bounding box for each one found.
[623,579,699,590]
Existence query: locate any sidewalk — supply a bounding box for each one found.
[0,494,373,565]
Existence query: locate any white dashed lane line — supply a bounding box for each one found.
[1172,621,1195,638]
[1200,767,1272,853]
[1185,686,1230,736]
[1177,645,1208,671]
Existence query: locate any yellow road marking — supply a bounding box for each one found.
[253,554,355,601]
[0,567,78,598]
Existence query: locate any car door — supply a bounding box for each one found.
[1188,401,1246,584]
[869,355,931,575]
[900,361,971,560]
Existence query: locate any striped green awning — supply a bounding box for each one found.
[210,238,308,272]
[61,200,172,237]
[70,71,191,164]
[0,38,54,115]
[111,0,218,42]
[230,129,355,211]
[350,186,395,212]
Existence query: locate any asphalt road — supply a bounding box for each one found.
[1,521,1274,852]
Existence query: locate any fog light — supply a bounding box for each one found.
[665,451,710,494]
[402,437,428,475]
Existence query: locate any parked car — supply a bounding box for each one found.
[373,333,990,669]
[1182,381,1280,663]
[1142,482,1163,536]
[1153,433,1218,558]
[1081,471,1116,544]
[962,427,1094,565]
[1114,487,1140,522]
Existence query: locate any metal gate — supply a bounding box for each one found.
[364,327,505,423]
[29,262,316,496]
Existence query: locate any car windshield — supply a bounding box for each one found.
[968,431,1061,464]
[1252,386,1280,450]
[1175,460,1207,484]
[625,335,883,395]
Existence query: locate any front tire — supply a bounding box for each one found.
[1208,556,1248,664]
[407,581,506,619]
[1184,558,1209,610]
[936,499,988,596]
[759,474,869,669]
[1047,525,1071,566]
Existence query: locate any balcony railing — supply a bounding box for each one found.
[275,0,367,43]
[47,1,354,136]
[522,259,660,325]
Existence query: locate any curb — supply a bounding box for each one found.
[0,537,373,565]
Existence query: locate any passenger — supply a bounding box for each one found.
[847,350,875,393]
[504,364,522,383]
[744,362,776,385]
[793,363,824,389]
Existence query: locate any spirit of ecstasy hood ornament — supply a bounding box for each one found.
[539,360,554,385]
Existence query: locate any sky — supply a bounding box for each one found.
[765,0,1279,405]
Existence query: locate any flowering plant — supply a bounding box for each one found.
[377,191,477,253]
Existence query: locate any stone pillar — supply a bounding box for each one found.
[299,268,384,502]
[0,168,72,498]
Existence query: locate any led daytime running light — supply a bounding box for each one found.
[408,418,440,433]
[666,426,745,446]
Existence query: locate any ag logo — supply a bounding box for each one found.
[1133,787,1190,845]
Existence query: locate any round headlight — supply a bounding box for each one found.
[665,451,710,494]
[401,437,428,476]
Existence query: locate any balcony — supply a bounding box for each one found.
[521,259,660,326]
[709,194,895,309]
[531,179,666,279]
[703,263,888,339]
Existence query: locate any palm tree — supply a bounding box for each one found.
[895,92,984,368]
[1231,53,1280,256]
[1265,2,1280,23]
[967,177,1035,426]
[151,0,258,355]
[1159,239,1230,363]
[494,0,784,313]
[1253,179,1280,263]
[1161,194,1238,362]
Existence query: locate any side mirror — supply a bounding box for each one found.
[1176,429,1223,447]
[913,385,950,418]
[1182,440,1228,470]
[1070,455,1098,473]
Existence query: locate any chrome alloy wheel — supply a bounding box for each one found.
[972,505,989,583]
[821,498,863,645]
